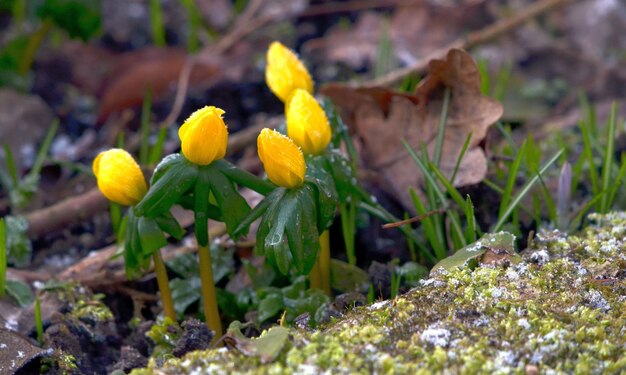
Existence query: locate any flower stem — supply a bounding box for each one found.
[319,230,332,295]
[198,243,222,339]
[310,256,322,291]
[152,251,176,321]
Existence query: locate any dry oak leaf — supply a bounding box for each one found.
[320,49,503,210]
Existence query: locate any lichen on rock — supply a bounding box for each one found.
[132,213,626,374]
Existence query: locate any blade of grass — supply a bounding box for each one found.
[498,140,527,219]
[403,141,448,205]
[447,210,467,249]
[450,131,473,185]
[359,200,436,264]
[403,212,417,262]
[433,88,451,168]
[496,122,518,154]
[3,145,19,186]
[29,119,59,179]
[409,188,445,260]
[493,62,512,102]
[568,194,603,231]
[149,127,168,165]
[464,195,476,244]
[606,153,626,210]
[149,0,166,46]
[599,102,617,213]
[493,149,564,232]
[579,119,599,198]
[429,163,467,212]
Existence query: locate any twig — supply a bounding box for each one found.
[366,0,575,88]
[381,208,446,229]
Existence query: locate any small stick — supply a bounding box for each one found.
[382,208,446,229]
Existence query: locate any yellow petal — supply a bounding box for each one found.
[286,89,332,155]
[257,128,306,189]
[265,41,314,103]
[92,149,147,206]
[179,106,229,165]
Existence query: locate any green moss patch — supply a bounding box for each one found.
[133,213,626,374]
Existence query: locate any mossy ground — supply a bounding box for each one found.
[132,213,626,374]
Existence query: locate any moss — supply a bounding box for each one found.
[132,213,626,374]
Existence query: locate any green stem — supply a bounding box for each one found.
[198,243,222,339]
[319,230,331,295]
[309,256,323,292]
[152,251,176,321]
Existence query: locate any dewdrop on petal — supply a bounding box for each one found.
[265,41,314,103]
[93,149,147,206]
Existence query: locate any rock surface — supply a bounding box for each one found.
[132,213,626,374]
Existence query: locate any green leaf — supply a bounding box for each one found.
[216,159,275,195]
[305,159,338,231]
[208,167,251,238]
[135,156,198,217]
[154,212,185,240]
[6,279,34,307]
[264,194,298,274]
[235,188,284,239]
[257,292,284,323]
[431,232,518,274]
[123,211,151,279]
[285,186,319,275]
[137,217,168,256]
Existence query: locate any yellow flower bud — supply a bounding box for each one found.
[257,128,306,189]
[265,41,314,103]
[93,149,147,206]
[179,106,229,165]
[286,89,332,155]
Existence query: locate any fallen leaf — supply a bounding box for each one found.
[321,49,503,210]
[0,327,49,374]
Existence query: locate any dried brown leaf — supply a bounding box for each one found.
[321,49,502,210]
